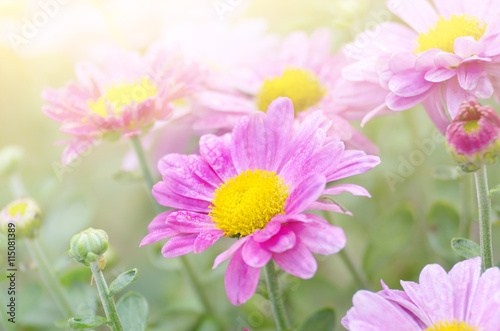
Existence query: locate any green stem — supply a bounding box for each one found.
[130,136,163,214]
[90,261,123,331]
[474,167,494,272]
[322,211,370,289]
[129,135,214,314]
[25,238,74,318]
[459,174,474,238]
[338,249,370,289]
[180,255,214,315]
[264,261,290,331]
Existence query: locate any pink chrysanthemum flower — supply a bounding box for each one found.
[42,43,205,165]
[193,29,382,155]
[342,0,500,133]
[141,97,380,305]
[342,257,500,331]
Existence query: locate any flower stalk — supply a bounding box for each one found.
[264,261,290,331]
[25,238,74,318]
[89,261,124,331]
[474,166,494,272]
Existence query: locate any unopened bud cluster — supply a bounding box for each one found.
[0,198,42,238]
[68,228,109,267]
[446,100,500,172]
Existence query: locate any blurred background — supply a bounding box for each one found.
[1,0,500,330]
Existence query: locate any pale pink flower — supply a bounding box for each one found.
[193,29,382,154]
[141,97,380,305]
[342,257,500,331]
[42,43,205,165]
[342,0,500,133]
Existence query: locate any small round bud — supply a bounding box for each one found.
[0,198,42,238]
[68,228,109,267]
[0,146,24,177]
[446,100,500,172]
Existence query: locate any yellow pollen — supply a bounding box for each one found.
[8,202,28,217]
[424,320,478,331]
[416,15,487,54]
[88,78,157,117]
[209,169,290,237]
[256,68,326,114]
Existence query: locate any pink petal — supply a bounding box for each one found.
[448,257,481,322]
[263,227,296,253]
[473,75,494,99]
[387,0,439,34]
[152,182,211,213]
[213,237,250,269]
[401,264,454,323]
[386,90,433,111]
[444,78,475,118]
[327,150,380,182]
[389,71,433,97]
[323,184,371,197]
[166,210,215,234]
[342,290,422,330]
[193,230,223,254]
[469,265,500,329]
[288,214,346,255]
[199,133,238,181]
[425,68,456,82]
[389,52,416,73]
[434,52,462,68]
[273,242,317,279]
[421,87,450,135]
[307,201,353,215]
[140,228,178,246]
[285,174,326,214]
[161,234,197,258]
[253,222,282,243]
[457,62,485,91]
[454,37,482,59]
[241,238,272,268]
[225,248,261,305]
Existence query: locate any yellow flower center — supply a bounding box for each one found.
[424,320,478,331]
[416,15,487,53]
[209,169,290,237]
[88,78,157,117]
[256,68,326,114]
[8,202,27,217]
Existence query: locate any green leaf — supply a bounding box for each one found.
[427,201,459,259]
[489,185,500,198]
[299,308,335,331]
[451,238,480,259]
[109,269,140,297]
[68,315,108,329]
[116,292,149,331]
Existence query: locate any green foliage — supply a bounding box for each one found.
[426,201,460,260]
[116,292,149,331]
[109,269,140,297]
[489,184,500,198]
[363,205,416,277]
[298,308,335,331]
[68,315,108,329]
[451,238,480,259]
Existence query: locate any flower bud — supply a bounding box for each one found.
[68,228,109,267]
[446,100,500,172]
[0,198,42,238]
[0,146,24,177]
